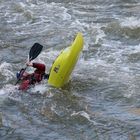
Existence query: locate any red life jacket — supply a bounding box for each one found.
[19,63,46,91]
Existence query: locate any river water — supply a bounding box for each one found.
[0,0,140,140]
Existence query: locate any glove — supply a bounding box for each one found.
[26,61,33,66]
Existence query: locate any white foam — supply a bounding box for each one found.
[30,83,48,94]
[62,10,71,21]
[95,25,106,44]
[131,44,140,52]
[0,84,17,95]
[38,49,60,62]
[71,19,88,32]
[0,91,6,105]
[71,111,90,119]
[0,89,6,96]
[0,62,14,81]
[121,17,140,28]
[71,111,97,124]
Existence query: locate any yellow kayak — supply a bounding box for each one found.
[48,32,84,88]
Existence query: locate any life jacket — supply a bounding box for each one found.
[18,63,46,90]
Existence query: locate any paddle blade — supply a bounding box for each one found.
[29,43,43,61]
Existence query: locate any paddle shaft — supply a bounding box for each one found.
[15,66,28,85]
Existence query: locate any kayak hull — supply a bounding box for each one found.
[48,32,84,88]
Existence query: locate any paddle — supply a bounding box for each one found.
[15,43,43,85]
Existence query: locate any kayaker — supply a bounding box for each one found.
[16,61,49,91]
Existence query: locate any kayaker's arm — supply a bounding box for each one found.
[32,63,46,73]
[26,61,45,72]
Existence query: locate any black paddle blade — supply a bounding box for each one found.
[29,43,43,61]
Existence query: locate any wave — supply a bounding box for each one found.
[0,62,14,82]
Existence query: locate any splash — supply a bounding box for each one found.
[71,111,97,124]
[30,83,48,94]
[0,84,18,106]
[121,17,140,28]
[0,84,17,96]
[0,62,14,82]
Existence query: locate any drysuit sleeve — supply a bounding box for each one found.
[33,63,46,73]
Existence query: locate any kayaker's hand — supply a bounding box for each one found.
[26,61,33,67]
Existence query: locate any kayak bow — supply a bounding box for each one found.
[48,32,84,88]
